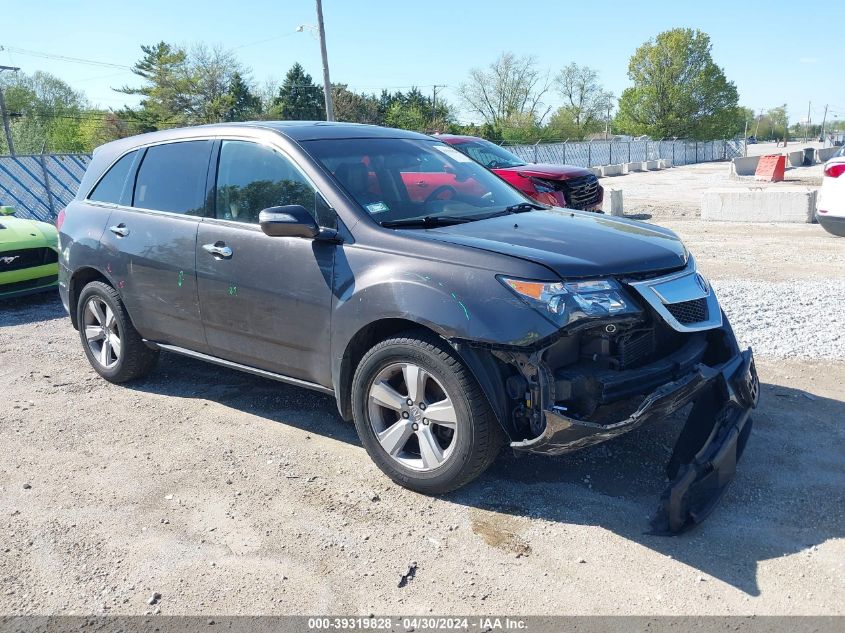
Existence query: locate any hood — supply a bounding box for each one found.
[418,209,687,278]
[0,216,58,250]
[498,163,595,181]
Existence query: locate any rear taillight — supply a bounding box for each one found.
[824,163,845,178]
[55,208,66,231]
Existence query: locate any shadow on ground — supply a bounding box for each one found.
[0,292,66,327]
[128,350,845,597]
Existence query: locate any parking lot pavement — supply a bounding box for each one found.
[1,221,843,616]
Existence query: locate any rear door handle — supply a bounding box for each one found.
[202,242,233,259]
[109,224,130,237]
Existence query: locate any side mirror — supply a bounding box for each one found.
[258,205,319,239]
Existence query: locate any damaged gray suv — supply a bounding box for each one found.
[58,122,759,533]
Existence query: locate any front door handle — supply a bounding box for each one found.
[202,242,233,259]
[416,180,429,187]
[109,224,130,237]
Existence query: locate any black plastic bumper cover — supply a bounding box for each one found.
[511,348,759,534]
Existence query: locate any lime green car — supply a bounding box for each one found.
[0,205,59,299]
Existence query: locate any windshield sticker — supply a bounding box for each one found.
[365,201,390,214]
[433,145,474,163]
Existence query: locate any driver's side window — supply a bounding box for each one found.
[215,140,320,225]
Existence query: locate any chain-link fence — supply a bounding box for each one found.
[504,139,744,168]
[0,140,742,222]
[0,153,91,222]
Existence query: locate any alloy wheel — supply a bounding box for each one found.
[367,362,459,471]
[83,296,121,369]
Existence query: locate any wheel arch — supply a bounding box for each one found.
[334,318,515,441]
[68,267,112,330]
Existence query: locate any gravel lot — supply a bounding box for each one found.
[607,161,824,220]
[1,213,843,616]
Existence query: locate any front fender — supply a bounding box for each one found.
[331,261,558,361]
[329,246,559,423]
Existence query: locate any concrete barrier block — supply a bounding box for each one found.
[701,188,818,223]
[730,156,761,177]
[626,161,646,172]
[658,159,672,169]
[589,167,602,177]
[600,164,625,177]
[604,189,623,216]
[787,150,804,167]
[645,160,660,170]
[817,147,839,163]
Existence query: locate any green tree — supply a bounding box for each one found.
[1,71,88,153]
[377,88,454,131]
[271,63,325,120]
[331,85,380,124]
[117,42,194,130]
[552,63,614,139]
[384,101,428,131]
[224,72,262,121]
[77,112,131,151]
[615,29,741,139]
[189,43,248,123]
[459,52,551,128]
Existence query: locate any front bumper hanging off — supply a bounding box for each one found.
[511,348,760,534]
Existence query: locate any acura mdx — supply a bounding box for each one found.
[59,122,758,533]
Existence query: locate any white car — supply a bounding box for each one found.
[817,147,845,236]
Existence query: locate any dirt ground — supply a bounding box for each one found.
[1,217,843,616]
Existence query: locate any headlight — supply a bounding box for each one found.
[499,276,641,327]
[529,177,556,194]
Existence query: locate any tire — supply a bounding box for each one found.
[77,281,159,383]
[351,330,503,494]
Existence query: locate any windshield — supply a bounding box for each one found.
[302,138,534,226]
[448,139,527,169]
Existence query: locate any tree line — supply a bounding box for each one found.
[1,28,841,154]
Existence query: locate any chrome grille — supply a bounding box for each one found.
[559,174,601,209]
[665,298,708,324]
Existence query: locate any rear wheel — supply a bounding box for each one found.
[77,281,158,383]
[351,331,503,494]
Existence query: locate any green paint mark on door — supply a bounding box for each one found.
[228,285,238,296]
[177,270,184,287]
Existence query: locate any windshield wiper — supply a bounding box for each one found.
[381,203,547,228]
[503,202,548,213]
[380,215,476,228]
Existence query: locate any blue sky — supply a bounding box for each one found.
[3,0,843,125]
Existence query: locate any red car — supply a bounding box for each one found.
[436,134,604,212]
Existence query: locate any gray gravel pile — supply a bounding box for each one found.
[713,279,845,360]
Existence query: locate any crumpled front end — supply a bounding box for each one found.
[489,262,759,534]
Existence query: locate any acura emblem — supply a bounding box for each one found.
[695,273,710,294]
[0,255,20,265]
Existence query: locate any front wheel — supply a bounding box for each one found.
[351,332,503,494]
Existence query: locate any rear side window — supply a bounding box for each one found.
[133,141,212,215]
[88,151,138,205]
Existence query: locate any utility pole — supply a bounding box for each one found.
[314,0,334,122]
[806,101,812,142]
[821,104,829,145]
[0,64,19,156]
[431,84,446,126]
[743,119,748,156]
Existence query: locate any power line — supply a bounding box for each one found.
[0,46,131,70]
